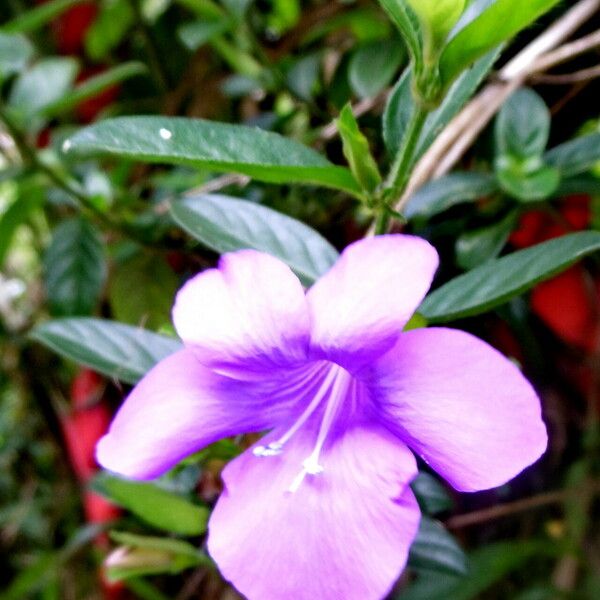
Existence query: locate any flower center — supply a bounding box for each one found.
[252,364,351,493]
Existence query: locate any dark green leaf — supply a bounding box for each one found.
[286,53,322,101]
[545,133,600,177]
[408,517,468,576]
[555,175,600,198]
[411,472,453,515]
[0,0,84,33]
[94,473,209,536]
[337,104,382,193]
[43,217,106,316]
[0,33,33,79]
[495,88,550,160]
[170,194,339,286]
[85,0,135,61]
[30,318,182,384]
[348,39,405,99]
[421,232,600,322]
[403,172,498,220]
[109,253,179,330]
[63,116,361,195]
[456,211,518,270]
[440,0,560,87]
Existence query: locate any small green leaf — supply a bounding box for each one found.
[545,133,600,177]
[63,116,361,196]
[94,473,209,536]
[109,253,179,330]
[30,318,182,384]
[421,232,600,322]
[170,194,339,286]
[408,517,468,576]
[495,88,550,160]
[440,0,560,87]
[43,217,106,316]
[84,0,135,61]
[8,57,79,122]
[403,172,498,220]
[337,104,382,193]
[496,157,560,202]
[411,472,453,515]
[0,33,33,79]
[106,532,208,582]
[0,0,84,33]
[348,38,405,99]
[407,0,466,51]
[177,19,232,51]
[42,62,147,118]
[377,0,423,70]
[456,211,518,270]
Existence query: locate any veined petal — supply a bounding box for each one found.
[96,349,316,480]
[208,421,420,600]
[307,235,438,370]
[367,328,547,492]
[172,250,310,377]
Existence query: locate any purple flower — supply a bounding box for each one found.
[97,235,547,600]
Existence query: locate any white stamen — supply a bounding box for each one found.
[159,128,172,140]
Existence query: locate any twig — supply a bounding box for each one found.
[533,64,600,84]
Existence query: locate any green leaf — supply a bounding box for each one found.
[403,172,499,220]
[106,531,209,582]
[377,0,422,69]
[94,473,209,536]
[337,104,382,193]
[496,158,560,202]
[411,472,453,515]
[348,38,405,99]
[85,0,135,61]
[407,0,466,51]
[170,194,339,286]
[440,0,560,87]
[30,318,182,384]
[420,231,600,322]
[408,517,468,576]
[63,116,361,196]
[42,62,147,118]
[555,175,600,198]
[8,57,79,122]
[177,19,232,51]
[43,217,106,316]
[383,48,500,157]
[456,211,518,270]
[495,88,550,160]
[0,33,33,79]
[0,0,84,33]
[545,133,600,177]
[109,253,179,330]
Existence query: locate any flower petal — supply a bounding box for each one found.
[367,328,547,492]
[172,250,310,377]
[96,349,310,480]
[307,235,438,369]
[208,421,420,600]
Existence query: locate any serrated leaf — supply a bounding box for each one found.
[495,88,550,160]
[545,133,600,177]
[63,116,361,196]
[348,38,405,99]
[43,217,106,316]
[170,194,339,286]
[421,232,600,322]
[30,318,182,384]
[403,172,498,220]
[408,517,468,575]
[440,0,560,87]
[94,473,209,536]
[0,33,33,79]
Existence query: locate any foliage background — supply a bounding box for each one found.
[1,0,600,598]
